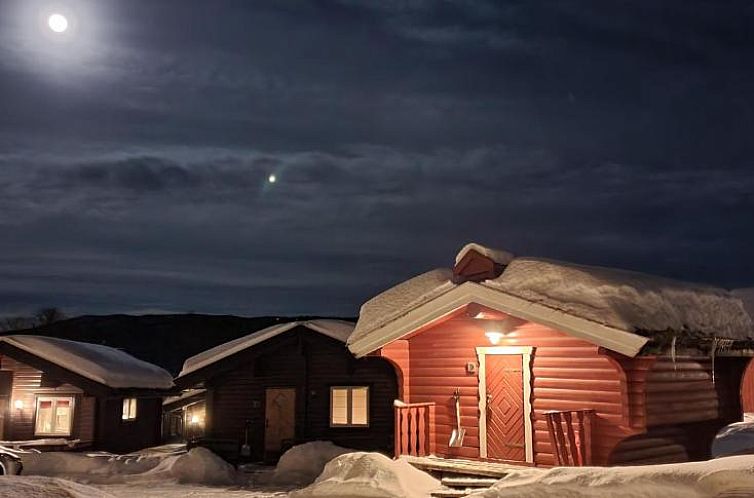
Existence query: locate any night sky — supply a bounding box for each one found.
[1,0,753,317]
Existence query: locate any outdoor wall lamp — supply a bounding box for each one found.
[13,400,23,410]
[485,331,504,345]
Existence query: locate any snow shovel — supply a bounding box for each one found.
[449,388,465,447]
[241,421,251,458]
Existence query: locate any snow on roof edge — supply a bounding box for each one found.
[0,335,174,390]
[178,319,355,379]
[455,242,515,266]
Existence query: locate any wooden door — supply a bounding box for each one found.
[485,354,526,461]
[264,388,296,455]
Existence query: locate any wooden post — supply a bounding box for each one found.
[394,406,401,458]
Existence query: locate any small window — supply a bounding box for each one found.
[122,398,137,421]
[35,396,74,436]
[330,386,369,427]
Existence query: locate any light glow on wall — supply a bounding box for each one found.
[485,331,503,345]
[14,399,24,410]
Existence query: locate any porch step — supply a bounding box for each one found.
[430,487,479,498]
[404,455,520,478]
[441,476,498,488]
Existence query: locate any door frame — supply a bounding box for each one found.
[476,346,534,463]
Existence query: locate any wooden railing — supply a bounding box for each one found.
[545,409,595,466]
[394,402,436,458]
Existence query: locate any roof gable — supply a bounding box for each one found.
[178,319,354,378]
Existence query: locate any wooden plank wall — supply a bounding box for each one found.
[0,356,90,441]
[208,329,398,461]
[402,318,635,466]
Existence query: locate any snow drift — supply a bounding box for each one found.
[0,476,113,498]
[290,452,439,498]
[22,447,237,486]
[712,418,754,458]
[270,441,353,485]
[468,455,754,498]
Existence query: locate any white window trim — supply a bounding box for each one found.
[34,395,75,437]
[476,346,534,463]
[329,386,370,428]
[122,398,138,421]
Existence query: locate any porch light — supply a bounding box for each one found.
[485,331,504,345]
[190,414,201,425]
[14,399,23,410]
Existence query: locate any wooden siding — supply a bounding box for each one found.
[385,316,635,466]
[205,328,398,461]
[95,397,163,453]
[0,356,91,442]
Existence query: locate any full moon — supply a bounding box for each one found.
[268,174,277,184]
[48,13,69,33]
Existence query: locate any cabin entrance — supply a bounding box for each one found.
[264,387,296,460]
[477,347,534,463]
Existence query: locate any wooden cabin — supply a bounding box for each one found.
[0,335,174,453]
[348,243,754,467]
[162,389,206,443]
[174,319,398,462]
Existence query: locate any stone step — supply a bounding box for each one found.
[442,476,498,488]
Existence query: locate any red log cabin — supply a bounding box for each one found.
[347,243,754,467]
[0,335,174,453]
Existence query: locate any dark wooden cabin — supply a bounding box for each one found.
[174,320,398,462]
[348,243,754,467]
[0,335,174,453]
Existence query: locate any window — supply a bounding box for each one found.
[35,396,74,436]
[330,386,369,427]
[122,398,137,421]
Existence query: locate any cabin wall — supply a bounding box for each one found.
[740,357,754,414]
[96,397,163,453]
[610,355,747,464]
[0,356,94,443]
[207,330,397,461]
[394,317,635,466]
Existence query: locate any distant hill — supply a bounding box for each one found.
[2,314,355,375]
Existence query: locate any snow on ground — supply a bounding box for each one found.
[290,452,439,498]
[712,417,754,458]
[269,440,352,485]
[0,475,112,498]
[469,455,754,498]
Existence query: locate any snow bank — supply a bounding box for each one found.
[270,441,352,485]
[0,335,174,389]
[469,456,754,498]
[734,288,754,320]
[485,257,753,340]
[180,320,354,377]
[0,476,113,498]
[290,452,439,498]
[713,419,754,458]
[456,242,515,266]
[349,269,454,347]
[23,447,237,486]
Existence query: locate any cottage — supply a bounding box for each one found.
[174,319,398,462]
[348,243,754,467]
[0,335,174,453]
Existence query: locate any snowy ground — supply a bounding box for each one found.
[93,482,291,498]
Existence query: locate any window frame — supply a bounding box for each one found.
[329,385,370,428]
[122,398,138,421]
[34,395,75,437]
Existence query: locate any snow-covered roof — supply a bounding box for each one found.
[455,242,514,266]
[178,319,354,378]
[348,244,753,358]
[485,258,753,340]
[163,388,206,407]
[0,335,174,390]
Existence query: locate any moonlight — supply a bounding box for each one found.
[47,13,69,33]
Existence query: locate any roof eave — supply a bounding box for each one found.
[348,282,649,358]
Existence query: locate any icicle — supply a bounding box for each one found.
[670,335,677,372]
[711,337,718,385]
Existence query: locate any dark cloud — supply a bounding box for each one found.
[0,0,752,316]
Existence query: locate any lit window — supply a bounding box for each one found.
[34,396,74,436]
[330,386,369,427]
[122,398,137,421]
